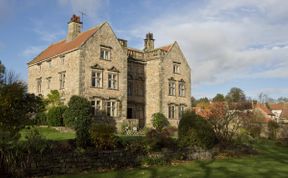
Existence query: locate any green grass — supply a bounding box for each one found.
[20,126,75,141]
[53,140,288,178]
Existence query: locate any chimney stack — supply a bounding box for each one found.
[66,14,82,42]
[144,32,154,51]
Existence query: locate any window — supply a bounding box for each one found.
[137,82,144,96]
[100,48,111,60]
[47,60,52,68]
[91,98,102,116]
[60,56,65,64]
[179,81,185,96]
[36,78,42,94]
[168,105,176,119]
[169,81,176,96]
[128,80,133,96]
[173,63,180,74]
[91,70,102,88]
[108,73,118,89]
[47,77,51,89]
[59,72,66,89]
[179,105,185,119]
[106,101,117,117]
[38,63,41,71]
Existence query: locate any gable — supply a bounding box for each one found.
[28,23,104,66]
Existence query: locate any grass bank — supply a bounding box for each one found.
[53,140,288,178]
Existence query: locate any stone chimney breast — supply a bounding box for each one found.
[66,14,83,42]
[144,32,155,51]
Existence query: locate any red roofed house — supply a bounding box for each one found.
[27,15,191,128]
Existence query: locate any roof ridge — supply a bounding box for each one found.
[28,22,105,65]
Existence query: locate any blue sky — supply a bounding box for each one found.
[0,0,288,99]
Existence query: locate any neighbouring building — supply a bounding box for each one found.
[27,15,191,128]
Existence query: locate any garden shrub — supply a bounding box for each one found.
[178,111,217,149]
[33,112,47,125]
[23,127,49,154]
[151,112,169,131]
[145,127,176,151]
[89,123,120,150]
[64,96,92,147]
[47,106,67,126]
[268,120,279,139]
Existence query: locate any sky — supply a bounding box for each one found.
[0,0,288,99]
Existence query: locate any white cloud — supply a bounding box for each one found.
[127,0,288,87]
[58,0,109,23]
[22,46,46,59]
[33,28,65,43]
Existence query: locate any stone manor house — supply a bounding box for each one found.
[28,15,191,128]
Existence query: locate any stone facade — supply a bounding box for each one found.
[27,15,191,128]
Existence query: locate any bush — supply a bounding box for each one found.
[33,112,47,125]
[151,112,169,131]
[23,127,49,154]
[268,120,279,139]
[47,106,66,126]
[89,123,120,150]
[178,111,217,149]
[64,96,92,147]
[145,127,176,151]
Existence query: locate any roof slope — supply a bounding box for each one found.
[28,25,102,65]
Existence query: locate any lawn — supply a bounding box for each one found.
[20,126,75,141]
[53,140,288,178]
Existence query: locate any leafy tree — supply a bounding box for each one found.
[277,97,288,103]
[64,95,92,147]
[47,106,67,126]
[46,90,62,107]
[268,121,279,140]
[225,87,246,103]
[191,96,197,107]
[151,112,169,131]
[212,93,225,102]
[0,82,44,147]
[178,111,217,149]
[195,97,210,109]
[207,102,242,145]
[0,60,5,85]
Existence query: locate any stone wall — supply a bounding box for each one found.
[28,50,81,103]
[21,150,141,177]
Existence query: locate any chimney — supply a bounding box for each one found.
[66,14,82,42]
[144,32,154,51]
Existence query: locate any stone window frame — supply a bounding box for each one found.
[36,77,42,94]
[178,79,186,97]
[46,77,52,90]
[91,69,103,88]
[107,67,120,90]
[100,45,112,61]
[173,62,181,74]
[47,60,52,68]
[59,71,66,90]
[37,63,42,71]
[60,55,65,65]
[168,104,177,119]
[106,100,118,117]
[91,97,103,116]
[168,77,176,96]
[179,104,186,119]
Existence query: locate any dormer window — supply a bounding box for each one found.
[47,60,52,68]
[173,62,180,74]
[100,47,111,60]
[37,63,42,71]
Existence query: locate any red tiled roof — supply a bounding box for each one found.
[160,44,173,52]
[269,103,284,110]
[28,26,101,65]
[255,103,274,115]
